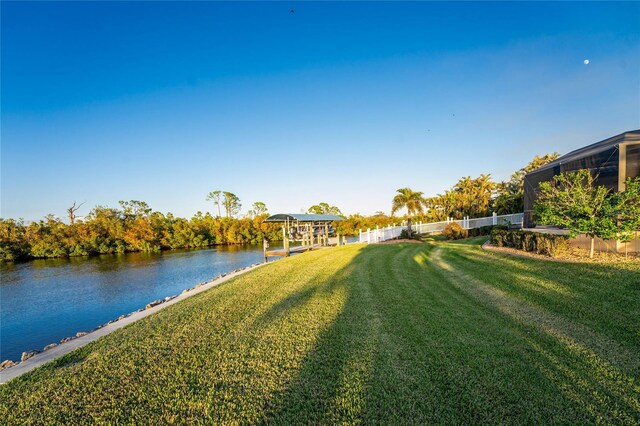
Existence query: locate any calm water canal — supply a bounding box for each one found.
[0,245,271,362]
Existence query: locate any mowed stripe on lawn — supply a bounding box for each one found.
[1,240,638,424]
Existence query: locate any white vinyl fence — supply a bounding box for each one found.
[359,213,524,244]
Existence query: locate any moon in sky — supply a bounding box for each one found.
[584,59,590,65]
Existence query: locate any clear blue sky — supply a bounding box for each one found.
[2,1,639,220]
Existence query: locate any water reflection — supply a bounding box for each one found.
[0,245,268,361]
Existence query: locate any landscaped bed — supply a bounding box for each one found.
[484,239,640,263]
[489,228,640,263]
[1,239,638,423]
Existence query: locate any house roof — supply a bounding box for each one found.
[527,130,640,177]
[264,213,344,223]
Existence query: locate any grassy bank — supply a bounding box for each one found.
[1,239,639,423]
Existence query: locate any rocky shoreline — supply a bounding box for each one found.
[0,263,263,372]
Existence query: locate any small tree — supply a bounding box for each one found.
[308,202,343,216]
[534,170,617,258]
[609,177,640,257]
[222,192,241,218]
[206,191,222,218]
[248,201,268,218]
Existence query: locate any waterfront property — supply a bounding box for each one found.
[1,239,638,423]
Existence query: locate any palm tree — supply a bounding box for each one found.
[391,188,424,217]
[452,174,496,217]
[472,174,496,217]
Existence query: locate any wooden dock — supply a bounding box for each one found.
[264,244,321,259]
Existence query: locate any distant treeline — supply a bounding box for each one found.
[390,153,561,221]
[0,201,396,261]
[1,153,560,262]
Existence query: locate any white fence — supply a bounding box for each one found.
[359,213,524,244]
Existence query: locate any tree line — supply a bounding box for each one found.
[0,155,559,262]
[0,200,278,261]
[5,153,616,262]
[390,153,560,220]
[0,195,393,261]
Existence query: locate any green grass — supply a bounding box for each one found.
[1,238,639,424]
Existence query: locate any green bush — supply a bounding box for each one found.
[490,229,508,247]
[443,222,468,240]
[468,225,502,237]
[490,229,567,257]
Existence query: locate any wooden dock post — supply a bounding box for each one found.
[263,239,269,263]
[282,225,290,257]
[324,224,329,246]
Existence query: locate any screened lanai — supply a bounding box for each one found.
[523,130,640,228]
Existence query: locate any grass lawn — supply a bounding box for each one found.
[1,238,639,424]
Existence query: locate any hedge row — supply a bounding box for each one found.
[443,224,506,240]
[490,229,568,257]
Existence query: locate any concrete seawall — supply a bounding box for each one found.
[0,262,267,384]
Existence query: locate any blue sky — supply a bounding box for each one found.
[2,1,639,220]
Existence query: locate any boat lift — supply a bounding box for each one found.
[262,213,345,261]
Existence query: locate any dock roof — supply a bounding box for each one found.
[264,213,344,223]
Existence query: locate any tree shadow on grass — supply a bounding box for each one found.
[440,241,640,353]
[253,248,378,424]
[424,243,640,422]
[255,242,626,424]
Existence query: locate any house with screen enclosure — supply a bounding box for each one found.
[523,129,640,253]
[524,130,640,228]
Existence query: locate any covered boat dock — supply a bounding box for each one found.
[262,213,345,261]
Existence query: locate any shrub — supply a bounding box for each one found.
[535,234,568,257]
[468,226,494,237]
[400,229,409,239]
[522,232,536,252]
[443,222,468,240]
[508,230,523,248]
[490,229,567,257]
[490,229,508,247]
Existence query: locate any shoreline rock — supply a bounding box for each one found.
[0,360,17,371]
[21,350,40,362]
[146,299,163,309]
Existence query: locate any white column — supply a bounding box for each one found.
[493,212,497,226]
